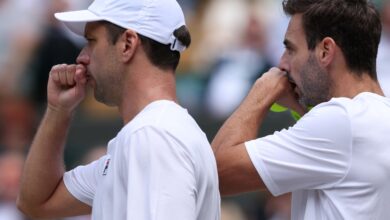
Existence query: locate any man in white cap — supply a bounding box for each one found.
[17,0,221,219]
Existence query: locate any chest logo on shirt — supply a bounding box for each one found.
[103,158,110,176]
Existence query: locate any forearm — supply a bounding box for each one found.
[18,107,73,211]
[211,78,275,195]
[212,79,274,152]
[212,69,299,195]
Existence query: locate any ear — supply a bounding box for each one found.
[119,29,140,63]
[316,37,336,67]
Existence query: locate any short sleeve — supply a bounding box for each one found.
[123,126,197,220]
[245,101,352,196]
[63,155,110,206]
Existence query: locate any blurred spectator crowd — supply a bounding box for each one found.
[0,0,389,219]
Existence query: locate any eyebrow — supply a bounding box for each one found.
[284,39,298,52]
[84,33,94,40]
[84,28,93,39]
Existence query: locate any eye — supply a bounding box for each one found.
[284,46,294,55]
[85,35,96,43]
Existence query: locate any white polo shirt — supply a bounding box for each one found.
[377,34,390,97]
[64,100,221,220]
[246,92,390,220]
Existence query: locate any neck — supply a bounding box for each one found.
[119,64,177,124]
[331,70,384,98]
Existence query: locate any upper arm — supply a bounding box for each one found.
[26,157,106,218]
[215,143,267,196]
[18,179,91,219]
[42,180,92,217]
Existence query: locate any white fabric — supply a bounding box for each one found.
[0,203,25,220]
[245,92,390,220]
[377,34,390,97]
[64,100,220,220]
[54,0,186,52]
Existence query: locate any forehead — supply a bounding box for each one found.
[84,22,107,36]
[284,14,307,47]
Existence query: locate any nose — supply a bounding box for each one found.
[278,50,289,72]
[76,47,90,66]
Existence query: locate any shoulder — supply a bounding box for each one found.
[295,98,351,133]
[122,100,196,133]
[264,99,353,151]
[122,100,207,146]
[302,93,390,129]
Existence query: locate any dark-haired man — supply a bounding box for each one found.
[213,0,390,219]
[17,0,221,219]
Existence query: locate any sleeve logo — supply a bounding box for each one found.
[103,158,111,176]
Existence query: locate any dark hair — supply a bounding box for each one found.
[139,25,191,71]
[102,21,126,44]
[101,21,191,71]
[283,0,382,79]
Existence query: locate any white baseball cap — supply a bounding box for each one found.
[54,0,187,52]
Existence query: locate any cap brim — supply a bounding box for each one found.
[55,10,103,36]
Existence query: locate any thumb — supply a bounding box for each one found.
[74,65,87,97]
[75,65,87,86]
[290,102,308,116]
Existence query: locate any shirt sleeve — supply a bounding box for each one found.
[63,155,110,206]
[245,101,352,196]
[122,126,197,220]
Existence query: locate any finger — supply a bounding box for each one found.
[50,65,61,82]
[58,64,68,85]
[66,65,76,86]
[269,67,284,75]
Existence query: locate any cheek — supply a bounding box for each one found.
[90,50,101,62]
[292,54,308,72]
[288,57,299,74]
[89,50,104,72]
[289,58,305,84]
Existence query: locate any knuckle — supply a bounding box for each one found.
[51,65,59,72]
